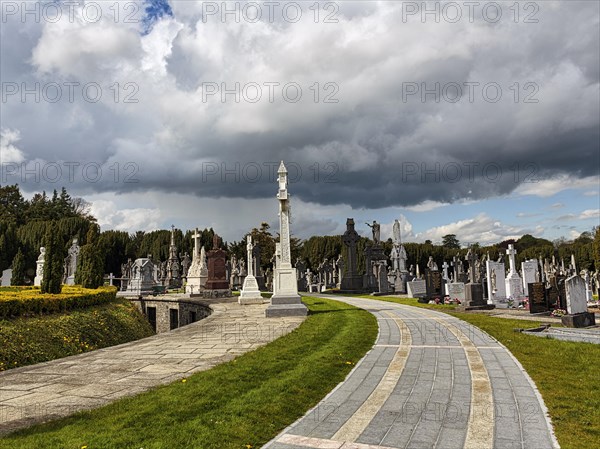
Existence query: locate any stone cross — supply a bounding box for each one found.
[442,261,449,280]
[466,248,478,283]
[192,228,201,258]
[506,244,517,275]
[246,235,254,277]
[108,273,114,286]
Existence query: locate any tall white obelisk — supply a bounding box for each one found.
[265,162,308,317]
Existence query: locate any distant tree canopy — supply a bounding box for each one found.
[442,234,460,249]
[1,185,598,283]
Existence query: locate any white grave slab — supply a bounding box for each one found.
[565,275,588,315]
[521,260,539,295]
[447,282,466,303]
[486,260,507,301]
[407,279,426,298]
[1,269,12,286]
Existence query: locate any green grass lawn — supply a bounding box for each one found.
[355,294,457,310]
[0,296,377,449]
[0,299,154,370]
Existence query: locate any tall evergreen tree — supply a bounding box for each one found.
[41,224,65,294]
[75,224,105,288]
[10,248,26,286]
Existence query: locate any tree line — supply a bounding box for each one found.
[2,185,598,288]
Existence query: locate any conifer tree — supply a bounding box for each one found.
[41,224,65,294]
[75,224,104,288]
[10,248,26,286]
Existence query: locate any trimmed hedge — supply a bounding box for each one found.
[0,286,118,319]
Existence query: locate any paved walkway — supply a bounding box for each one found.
[0,298,304,435]
[266,295,560,449]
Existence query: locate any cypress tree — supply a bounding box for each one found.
[10,248,26,286]
[41,224,65,294]
[75,224,104,289]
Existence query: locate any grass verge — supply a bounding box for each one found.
[0,296,378,449]
[0,299,154,371]
[355,294,457,310]
[449,311,600,449]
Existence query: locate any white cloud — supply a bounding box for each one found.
[0,128,25,164]
[415,213,542,246]
[579,209,600,220]
[515,176,600,198]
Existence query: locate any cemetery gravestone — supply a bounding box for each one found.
[447,283,466,304]
[407,279,427,299]
[521,260,539,296]
[425,269,443,300]
[340,218,363,291]
[528,282,549,314]
[239,235,263,304]
[505,244,524,298]
[0,269,12,287]
[205,235,230,290]
[562,275,596,327]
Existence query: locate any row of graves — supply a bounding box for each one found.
[15,237,83,287]
[324,223,598,328]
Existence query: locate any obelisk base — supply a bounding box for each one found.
[266,267,308,317]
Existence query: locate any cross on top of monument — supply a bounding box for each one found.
[212,234,221,250]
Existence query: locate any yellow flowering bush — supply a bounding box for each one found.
[0,286,118,319]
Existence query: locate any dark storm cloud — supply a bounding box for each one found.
[1,1,598,210]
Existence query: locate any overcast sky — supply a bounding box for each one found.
[1,0,599,245]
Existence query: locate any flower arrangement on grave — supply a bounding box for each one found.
[551,309,566,317]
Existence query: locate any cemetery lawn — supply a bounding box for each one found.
[357,294,457,310]
[0,299,154,370]
[0,296,378,449]
[449,312,600,449]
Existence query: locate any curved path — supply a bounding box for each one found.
[0,298,304,436]
[266,295,559,449]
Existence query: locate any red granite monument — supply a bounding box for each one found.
[205,234,229,290]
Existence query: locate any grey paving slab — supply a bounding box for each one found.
[265,295,559,449]
[0,299,304,435]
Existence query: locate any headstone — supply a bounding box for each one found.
[486,260,507,304]
[239,235,263,304]
[528,282,549,314]
[205,234,230,290]
[295,258,307,292]
[407,279,426,298]
[364,244,387,290]
[562,275,596,327]
[186,229,208,294]
[165,225,181,289]
[447,282,466,303]
[266,162,308,317]
[462,248,487,308]
[521,260,539,296]
[377,263,389,293]
[425,269,443,299]
[126,258,158,294]
[34,247,45,286]
[1,269,12,287]
[64,238,80,285]
[505,244,524,298]
[340,218,363,291]
[547,275,566,310]
[564,275,588,315]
